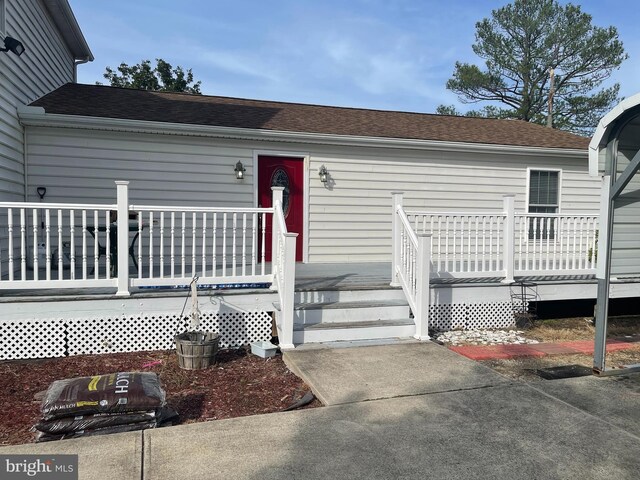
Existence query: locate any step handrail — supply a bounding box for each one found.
[391,192,431,341]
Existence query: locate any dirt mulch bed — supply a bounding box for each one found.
[0,348,320,446]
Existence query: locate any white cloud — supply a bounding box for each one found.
[194,48,281,83]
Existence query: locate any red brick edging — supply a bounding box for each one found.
[449,337,639,361]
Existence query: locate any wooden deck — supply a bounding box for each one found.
[0,261,612,300]
[0,262,392,299]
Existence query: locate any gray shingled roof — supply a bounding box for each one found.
[31,83,589,150]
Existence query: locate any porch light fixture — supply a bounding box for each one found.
[234,161,246,180]
[318,165,328,183]
[0,37,25,56]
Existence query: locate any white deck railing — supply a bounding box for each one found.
[393,193,598,282]
[126,204,272,288]
[271,187,297,349]
[0,181,298,347]
[0,182,294,291]
[0,201,117,289]
[392,192,599,339]
[514,213,598,275]
[409,211,506,277]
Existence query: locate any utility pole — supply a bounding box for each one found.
[547,68,555,128]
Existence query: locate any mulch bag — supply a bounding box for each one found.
[40,372,165,421]
[35,421,158,442]
[35,411,157,434]
[35,406,179,437]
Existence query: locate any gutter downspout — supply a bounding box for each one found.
[17,106,46,201]
[22,121,28,202]
[73,57,91,83]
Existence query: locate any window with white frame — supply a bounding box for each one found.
[528,169,560,239]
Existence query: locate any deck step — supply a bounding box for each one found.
[275,299,411,324]
[276,283,414,344]
[293,300,409,310]
[292,318,415,344]
[294,288,405,304]
[296,299,410,324]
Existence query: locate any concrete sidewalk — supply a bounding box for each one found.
[2,341,639,479]
[0,429,141,480]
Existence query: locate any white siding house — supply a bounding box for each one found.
[0,0,92,202]
[18,84,598,264]
[0,0,91,298]
[21,128,599,264]
[0,1,612,357]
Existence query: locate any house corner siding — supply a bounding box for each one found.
[0,0,76,202]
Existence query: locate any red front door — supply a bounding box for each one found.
[258,156,304,262]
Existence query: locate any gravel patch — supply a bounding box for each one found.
[434,329,540,346]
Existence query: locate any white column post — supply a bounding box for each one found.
[391,191,404,286]
[271,187,284,273]
[414,233,431,341]
[115,181,130,296]
[278,232,298,350]
[502,195,515,284]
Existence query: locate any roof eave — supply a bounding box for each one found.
[42,0,94,62]
[17,108,587,158]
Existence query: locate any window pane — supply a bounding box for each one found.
[530,172,540,205]
[529,206,557,214]
[528,170,559,240]
[529,170,558,208]
[548,174,558,203]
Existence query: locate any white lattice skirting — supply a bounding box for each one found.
[1,310,272,360]
[429,301,515,332]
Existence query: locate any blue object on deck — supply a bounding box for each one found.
[138,283,272,291]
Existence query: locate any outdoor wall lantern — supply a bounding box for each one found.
[318,165,328,183]
[0,37,25,56]
[234,161,246,180]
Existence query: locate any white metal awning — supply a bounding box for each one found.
[589,92,640,176]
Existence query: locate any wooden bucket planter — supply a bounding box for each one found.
[174,331,220,370]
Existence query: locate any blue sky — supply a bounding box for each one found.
[70,0,640,114]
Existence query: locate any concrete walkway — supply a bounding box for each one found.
[282,341,511,405]
[2,341,639,479]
